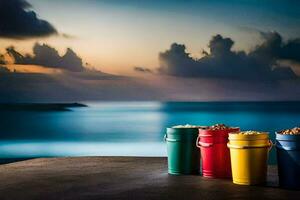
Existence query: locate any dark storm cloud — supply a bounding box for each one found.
[159,32,299,80]
[0,54,5,64]
[253,32,300,63]
[0,66,9,73]
[0,55,8,73]
[6,43,85,72]
[134,66,153,73]
[0,0,57,39]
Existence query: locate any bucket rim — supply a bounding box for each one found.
[276,132,300,143]
[199,127,240,137]
[275,132,300,139]
[228,132,269,141]
[167,126,208,130]
[166,127,200,135]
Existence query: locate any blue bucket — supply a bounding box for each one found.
[276,133,300,189]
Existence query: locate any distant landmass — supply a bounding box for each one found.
[0,103,87,111]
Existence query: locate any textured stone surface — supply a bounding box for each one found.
[0,157,299,200]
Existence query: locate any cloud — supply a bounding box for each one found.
[6,43,86,72]
[0,55,9,73]
[1,30,299,101]
[60,33,76,39]
[0,64,299,102]
[0,66,9,73]
[0,0,57,39]
[0,70,162,102]
[134,66,153,73]
[0,54,5,64]
[147,75,300,101]
[158,32,299,80]
[254,32,300,63]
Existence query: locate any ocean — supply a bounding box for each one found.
[0,101,299,164]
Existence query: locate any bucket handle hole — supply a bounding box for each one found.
[196,136,213,148]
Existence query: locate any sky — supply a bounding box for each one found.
[0,0,299,102]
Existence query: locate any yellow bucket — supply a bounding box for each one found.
[227,132,272,185]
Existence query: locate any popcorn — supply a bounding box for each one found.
[209,124,230,130]
[237,131,265,135]
[278,127,300,135]
[172,124,208,129]
[172,123,237,131]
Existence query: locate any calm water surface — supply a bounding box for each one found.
[0,102,299,164]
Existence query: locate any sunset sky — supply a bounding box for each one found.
[1,0,299,74]
[0,0,299,102]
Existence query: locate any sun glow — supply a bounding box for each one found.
[5,64,63,74]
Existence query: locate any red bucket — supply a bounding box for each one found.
[197,126,240,178]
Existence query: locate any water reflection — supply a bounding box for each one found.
[0,141,165,158]
[0,101,299,163]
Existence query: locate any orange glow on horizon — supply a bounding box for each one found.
[5,64,63,74]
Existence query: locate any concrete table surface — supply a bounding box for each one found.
[0,157,299,200]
